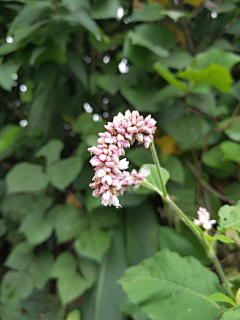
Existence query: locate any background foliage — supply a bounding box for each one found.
[1,0,240,319]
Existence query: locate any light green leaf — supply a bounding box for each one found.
[6,162,49,193]
[220,305,240,319]
[51,251,77,279]
[1,270,34,303]
[74,228,111,262]
[0,125,22,154]
[203,145,226,169]
[161,9,187,22]
[157,50,193,71]
[213,234,234,244]
[133,2,165,22]
[119,249,224,320]
[219,141,240,163]
[139,163,169,193]
[154,62,188,91]
[5,241,33,270]
[188,49,240,71]
[35,139,64,167]
[47,156,83,189]
[163,156,185,184]
[120,296,150,320]
[177,64,232,93]
[66,310,81,320]
[128,24,175,58]
[0,60,19,91]
[91,0,120,19]
[48,204,87,243]
[20,211,53,245]
[220,116,240,142]
[30,251,54,289]
[206,292,236,307]
[218,202,240,233]
[0,302,22,320]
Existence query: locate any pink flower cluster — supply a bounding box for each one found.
[194,207,217,230]
[88,110,157,208]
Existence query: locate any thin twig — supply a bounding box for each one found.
[183,19,195,54]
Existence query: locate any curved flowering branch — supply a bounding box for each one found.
[88,110,157,208]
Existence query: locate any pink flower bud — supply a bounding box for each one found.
[88,146,103,155]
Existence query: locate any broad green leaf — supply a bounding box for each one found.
[85,189,102,212]
[139,163,169,193]
[35,139,64,167]
[163,155,185,184]
[120,296,150,320]
[6,162,49,193]
[67,51,88,89]
[219,141,240,163]
[157,50,193,71]
[128,24,175,58]
[126,202,158,266]
[34,41,67,65]
[161,9,187,22]
[66,310,81,320]
[95,227,127,320]
[5,241,33,270]
[90,207,121,229]
[47,156,83,189]
[126,148,153,167]
[219,116,240,142]
[1,270,34,303]
[220,305,240,319]
[0,302,22,320]
[51,251,77,279]
[226,21,240,35]
[213,234,234,244]
[133,2,165,22]
[20,287,49,318]
[48,204,87,243]
[119,249,224,320]
[187,49,240,71]
[74,228,111,262]
[119,191,147,207]
[91,0,120,19]
[206,293,236,307]
[0,60,19,91]
[154,62,188,91]
[186,92,221,117]
[2,194,34,221]
[218,202,240,232]
[177,64,232,93]
[19,211,53,245]
[159,227,210,265]
[0,125,22,154]
[30,251,54,289]
[203,145,226,169]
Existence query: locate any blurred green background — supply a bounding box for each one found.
[1,0,240,319]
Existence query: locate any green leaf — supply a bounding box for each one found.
[177,64,232,93]
[47,156,83,190]
[0,219,7,237]
[91,0,120,19]
[126,148,153,167]
[35,139,64,167]
[220,305,240,319]
[0,302,22,320]
[157,50,193,71]
[90,206,121,229]
[188,49,240,71]
[0,125,22,154]
[221,116,240,142]
[51,251,77,279]
[126,202,158,266]
[67,51,88,89]
[9,1,51,35]
[66,310,81,320]
[74,228,111,262]
[226,21,240,35]
[94,227,127,320]
[5,241,33,270]
[219,141,240,163]
[206,292,236,307]
[119,249,223,320]
[128,24,175,58]
[186,92,221,117]
[1,270,34,303]
[120,296,150,320]
[0,60,19,91]
[154,62,188,91]
[159,227,210,265]
[163,155,185,184]
[213,234,234,244]
[20,211,53,245]
[6,162,49,193]
[218,202,240,233]
[161,9,187,22]
[140,163,169,193]
[48,204,87,243]
[203,145,226,169]
[133,2,165,22]
[2,193,34,221]
[30,251,54,289]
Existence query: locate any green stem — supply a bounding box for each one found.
[150,142,167,198]
[208,250,234,299]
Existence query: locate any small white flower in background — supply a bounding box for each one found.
[194,207,217,230]
[140,167,151,177]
